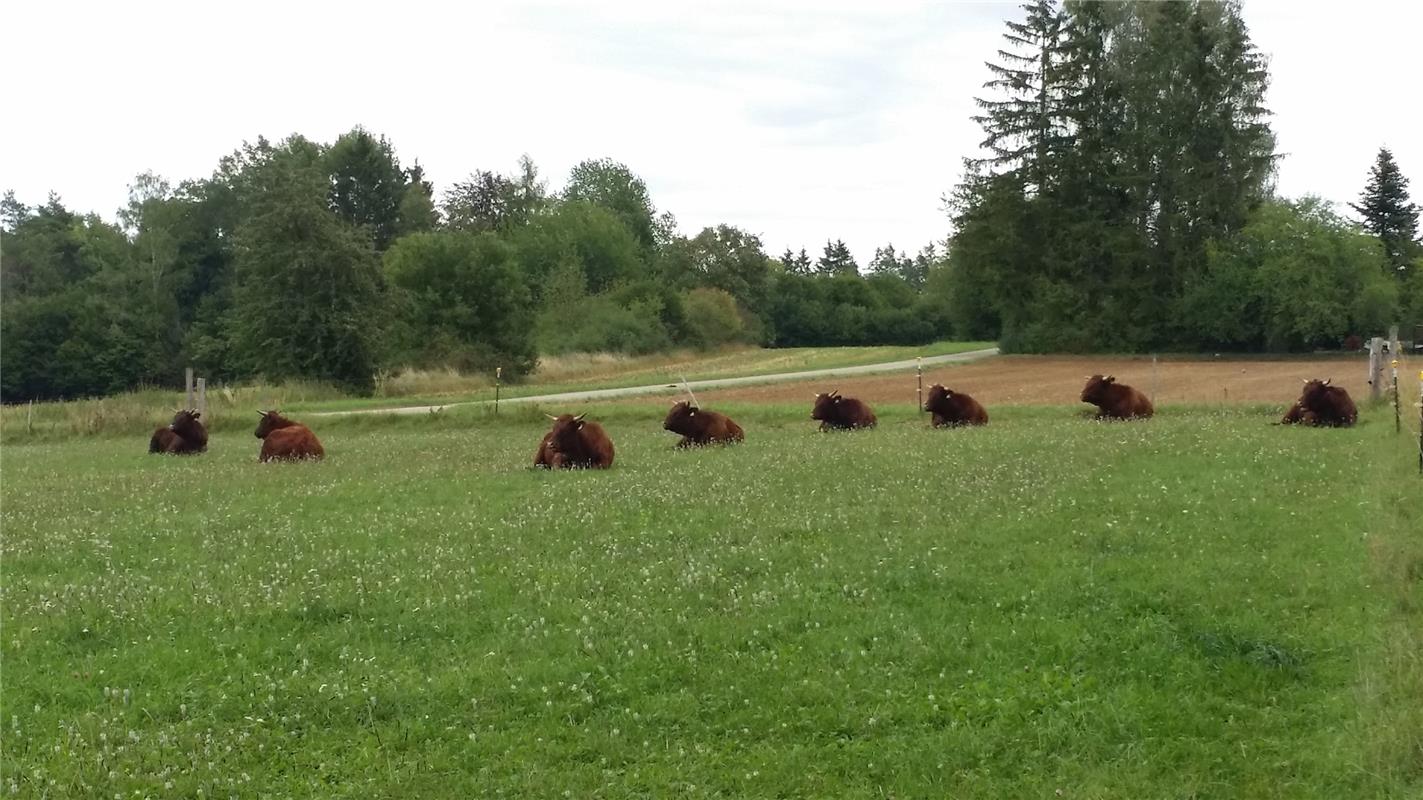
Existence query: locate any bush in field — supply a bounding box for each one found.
[383,231,536,376]
[535,263,675,355]
[682,287,759,348]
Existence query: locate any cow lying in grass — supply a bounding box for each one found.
[149,409,208,455]
[535,413,615,469]
[923,384,988,427]
[811,390,876,430]
[663,401,744,447]
[1080,375,1153,420]
[1285,379,1357,427]
[254,410,325,462]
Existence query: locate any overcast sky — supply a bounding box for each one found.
[3,0,1420,264]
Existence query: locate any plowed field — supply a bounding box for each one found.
[634,354,1417,407]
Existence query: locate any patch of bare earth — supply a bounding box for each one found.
[641,354,1416,408]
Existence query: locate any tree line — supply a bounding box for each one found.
[948,0,1421,353]
[4,0,1421,402]
[1,136,949,401]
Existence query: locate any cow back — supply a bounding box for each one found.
[677,409,745,444]
[928,391,988,427]
[260,425,325,462]
[149,427,180,454]
[1093,383,1153,419]
[832,398,876,429]
[572,421,616,468]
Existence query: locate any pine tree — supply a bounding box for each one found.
[972,0,1073,194]
[1350,147,1421,272]
[816,240,858,276]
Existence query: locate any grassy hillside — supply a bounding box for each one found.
[2,404,1419,797]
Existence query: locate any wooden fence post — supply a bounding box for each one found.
[185,367,195,409]
[916,357,923,417]
[1368,338,1383,401]
[196,378,207,419]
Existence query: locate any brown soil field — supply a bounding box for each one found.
[641,354,1422,409]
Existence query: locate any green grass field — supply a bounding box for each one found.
[0,341,993,442]
[2,404,1420,797]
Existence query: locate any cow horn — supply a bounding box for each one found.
[1322,378,1331,386]
[256,410,266,417]
[573,413,586,422]
[544,413,558,421]
[1301,378,1308,384]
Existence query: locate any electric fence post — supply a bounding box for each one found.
[917,357,924,418]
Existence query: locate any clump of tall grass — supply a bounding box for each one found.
[531,346,756,384]
[374,367,493,398]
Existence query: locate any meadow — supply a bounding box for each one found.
[0,341,992,442]
[2,402,1420,798]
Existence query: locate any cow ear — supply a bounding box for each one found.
[688,408,696,416]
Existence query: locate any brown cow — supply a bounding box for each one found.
[923,384,988,427]
[811,390,876,431]
[1080,375,1154,420]
[149,409,208,455]
[534,413,615,469]
[1297,378,1357,427]
[663,400,744,447]
[1279,400,1318,426]
[254,410,325,462]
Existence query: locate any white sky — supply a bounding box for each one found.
[2,0,1420,264]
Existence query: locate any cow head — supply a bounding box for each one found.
[545,413,588,451]
[1300,378,1332,409]
[170,409,203,436]
[1081,374,1115,404]
[924,384,951,412]
[663,400,699,434]
[254,410,294,439]
[811,390,841,421]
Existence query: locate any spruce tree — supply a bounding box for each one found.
[1350,147,1421,271]
[972,0,1072,194]
[816,240,858,276]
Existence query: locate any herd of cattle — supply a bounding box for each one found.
[147,374,1359,467]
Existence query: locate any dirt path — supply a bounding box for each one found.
[311,347,1001,417]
